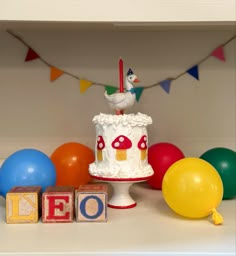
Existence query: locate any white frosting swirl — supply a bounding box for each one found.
[93,112,152,127]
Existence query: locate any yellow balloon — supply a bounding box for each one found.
[162,157,223,220]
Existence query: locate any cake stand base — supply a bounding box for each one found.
[91,175,153,209]
[107,181,136,209]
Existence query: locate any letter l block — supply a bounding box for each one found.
[6,186,41,224]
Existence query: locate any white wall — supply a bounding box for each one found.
[0,28,235,158]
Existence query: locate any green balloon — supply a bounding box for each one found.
[200,147,236,199]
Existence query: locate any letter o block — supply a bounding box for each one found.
[76,184,107,222]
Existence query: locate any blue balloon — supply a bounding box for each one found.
[0,149,56,198]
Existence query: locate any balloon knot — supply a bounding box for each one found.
[212,208,223,225]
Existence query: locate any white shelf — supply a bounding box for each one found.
[0,0,235,24]
[0,183,235,256]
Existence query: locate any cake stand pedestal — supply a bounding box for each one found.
[91,175,153,209]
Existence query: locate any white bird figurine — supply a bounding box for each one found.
[104,68,140,114]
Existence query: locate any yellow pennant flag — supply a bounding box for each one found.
[80,79,93,93]
[50,66,64,82]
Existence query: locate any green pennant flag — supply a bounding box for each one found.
[105,85,118,95]
[134,87,144,102]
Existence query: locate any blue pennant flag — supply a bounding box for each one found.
[127,87,144,102]
[160,79,171,94]
[187,65,199,80]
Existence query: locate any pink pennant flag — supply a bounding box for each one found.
[211,46,225,62]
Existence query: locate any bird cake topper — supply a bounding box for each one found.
[104,59,140,115]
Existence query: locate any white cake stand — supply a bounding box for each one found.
[91,175,153,209]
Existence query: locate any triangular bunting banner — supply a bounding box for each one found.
[80,79,93,93]
[25,48,40,62]
[211,46,225,61]
[6,30,236,102]
[105,85,118,95]
[160,79,171,94]
[187,65,199,80]
[50,66,64,81]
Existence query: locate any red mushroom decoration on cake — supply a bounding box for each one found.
[137,135,148,160]
[112,135,132,161]
[96,135,105,161]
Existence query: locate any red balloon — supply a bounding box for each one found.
[51,142,95,189]
[148,142,185,189]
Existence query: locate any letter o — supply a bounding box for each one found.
[80,195,104,219]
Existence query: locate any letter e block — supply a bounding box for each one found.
[6,186,41,224]
[42,186,75,223]
[76,184,107,222]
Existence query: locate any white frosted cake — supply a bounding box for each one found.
[89,112,154,179]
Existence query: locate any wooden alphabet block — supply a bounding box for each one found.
[42,186,75,223]
[6,186,41,224]
[76,184,107,222]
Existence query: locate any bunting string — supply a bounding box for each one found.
[6,30,236,100]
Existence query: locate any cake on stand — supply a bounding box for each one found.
[89,59,154,209]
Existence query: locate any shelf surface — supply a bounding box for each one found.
[0,183,235,256]
[0,0,236,23]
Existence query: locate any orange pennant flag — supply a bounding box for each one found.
[80,79,93,93]
[50,66,64,82]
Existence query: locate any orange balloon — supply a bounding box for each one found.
[51,142,95,188]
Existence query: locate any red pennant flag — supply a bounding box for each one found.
[25,48,40,62]
[211,46,225,62]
